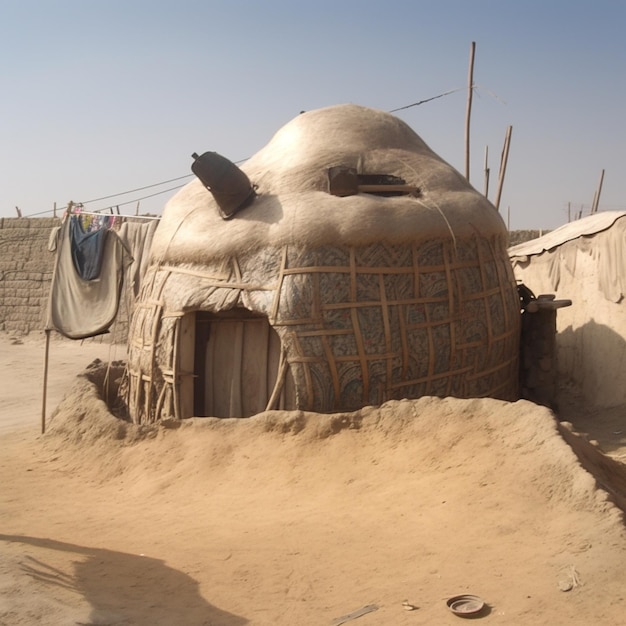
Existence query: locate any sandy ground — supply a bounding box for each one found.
[1,333,626,626]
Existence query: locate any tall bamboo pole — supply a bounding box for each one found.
[494,125,513,211]
[41,329,51,434]
[464,41,476,181]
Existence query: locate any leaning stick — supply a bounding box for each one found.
[464,41,476,181]
[266,349,289,411]
[483,145,490,197]
[592,169,605,213]
[494,125,513,211]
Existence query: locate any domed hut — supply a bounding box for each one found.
[126,104,520,424]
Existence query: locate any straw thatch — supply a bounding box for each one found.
[126,104,520,424]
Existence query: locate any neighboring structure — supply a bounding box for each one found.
[126,104,521,424]
[0,216,158,339]
[0,217,58,334]
[508,230,548,247]
[510,211,626,409]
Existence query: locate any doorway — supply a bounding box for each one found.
[193,310,294,417]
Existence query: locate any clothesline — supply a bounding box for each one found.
[68,209,162,221]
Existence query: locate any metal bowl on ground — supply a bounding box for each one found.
[446,594,485,617]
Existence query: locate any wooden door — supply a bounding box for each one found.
[194,310,294,417]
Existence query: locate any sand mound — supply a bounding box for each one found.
[2,363,624,624]
[44,368,618,519]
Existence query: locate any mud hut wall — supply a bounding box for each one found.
[125,265,173,423]
[126,257,283,424]
[512,241,626,408]
[0,217,528,341]
[128,234,520,424]
[271,236,520,412]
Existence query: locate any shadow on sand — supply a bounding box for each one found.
[0,534,248,626]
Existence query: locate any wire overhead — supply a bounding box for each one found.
[24,175,193,217]
[79,174,193,205]
[22,88,483,219]
[389,87,465,112]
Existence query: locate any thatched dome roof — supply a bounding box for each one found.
[151,104,506,264]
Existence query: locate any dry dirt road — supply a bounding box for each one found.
[1,333,626,625]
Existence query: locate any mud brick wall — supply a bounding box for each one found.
[508,229,549,247]
[0,218,59,334]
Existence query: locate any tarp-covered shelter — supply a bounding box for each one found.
[509,211,626,408]
[126,104,521,424]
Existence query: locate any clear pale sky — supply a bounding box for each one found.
[1,0,624,229]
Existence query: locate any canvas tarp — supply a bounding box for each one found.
[509,211,626,303]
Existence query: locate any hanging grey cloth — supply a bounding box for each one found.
[117,219,158,296]
[47,217,132,339]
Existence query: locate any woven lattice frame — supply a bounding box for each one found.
[126,234,520,423]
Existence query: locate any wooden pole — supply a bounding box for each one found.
[507,205,511,230]
[483,145,490,197]
[494,125,513,211]
[464,41,476,181]
[568,201,571,222]
[41,329,51,434]
[266,349,289,411]
[592,169,605,213]
[15,206,21,217]
[53,202,57,218]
